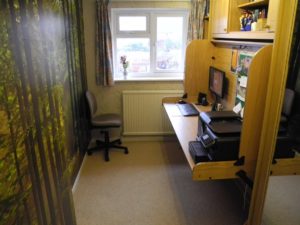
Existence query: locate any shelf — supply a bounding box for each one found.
[212,39,272,47]
[238,0,269,9]
[213,31,274,40]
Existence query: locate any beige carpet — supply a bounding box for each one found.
[262,175,300,225]
[73,141,247,225]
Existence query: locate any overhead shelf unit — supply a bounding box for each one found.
[210,0,279,42]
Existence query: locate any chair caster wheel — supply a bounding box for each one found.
[124,148,129,154]
[104,151,109,161]
[87,150,92,155]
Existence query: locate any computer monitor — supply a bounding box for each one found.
[209,66,225,99]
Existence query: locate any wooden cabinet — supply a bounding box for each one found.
[211,0,247,34]
[211,0,230,34]
[210,0,279,41]
[266,0,280,32]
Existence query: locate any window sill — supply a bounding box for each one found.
[114,75,184,82]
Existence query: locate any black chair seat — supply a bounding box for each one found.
[92,113,122,127]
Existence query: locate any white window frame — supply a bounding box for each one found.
[116,14,150,35]
[111,8,189,80]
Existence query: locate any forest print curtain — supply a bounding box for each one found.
[0,0,88,224]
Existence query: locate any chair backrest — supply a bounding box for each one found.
[86,91,97,118]
[282,88,295,117]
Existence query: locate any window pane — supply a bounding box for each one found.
[156,17,183,71]
[119,16,147,31]
[116,38,150,73]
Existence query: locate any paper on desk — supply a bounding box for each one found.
[233,102,242,114]
[239,76,248,88]
[241,107,244,118]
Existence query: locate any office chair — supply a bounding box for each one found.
[86,91,128,161]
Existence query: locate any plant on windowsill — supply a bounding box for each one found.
[120,55,129,78]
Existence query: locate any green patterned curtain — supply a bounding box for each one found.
[187,0,207,42]
[95,0,114,86]
[0,0,88,224]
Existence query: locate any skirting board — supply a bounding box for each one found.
[72,153,87,194]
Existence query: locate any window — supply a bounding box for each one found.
[111,9,189,80]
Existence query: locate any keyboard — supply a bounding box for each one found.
[176,103,199,116]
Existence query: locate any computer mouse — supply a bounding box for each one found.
[178,99,187,104]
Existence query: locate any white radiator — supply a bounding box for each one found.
[122,90,183,135]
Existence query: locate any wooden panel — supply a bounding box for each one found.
[238,0,269,9]
[266,0,280,32]
[184,40,214,100]
[270,157,300,176]
[228,0,248,32]
[211,0,230,34]
[239,45,273,177]
[192,160,254,180]
[210,46,238,109]
[213,31,274,40]
[247,1,298,224]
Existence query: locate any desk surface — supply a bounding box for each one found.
[164,101,300,180]
[163,103,210,169]
[163,101,251,180]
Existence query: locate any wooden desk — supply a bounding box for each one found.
[163,103,209,169]
[164,101,252,181]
